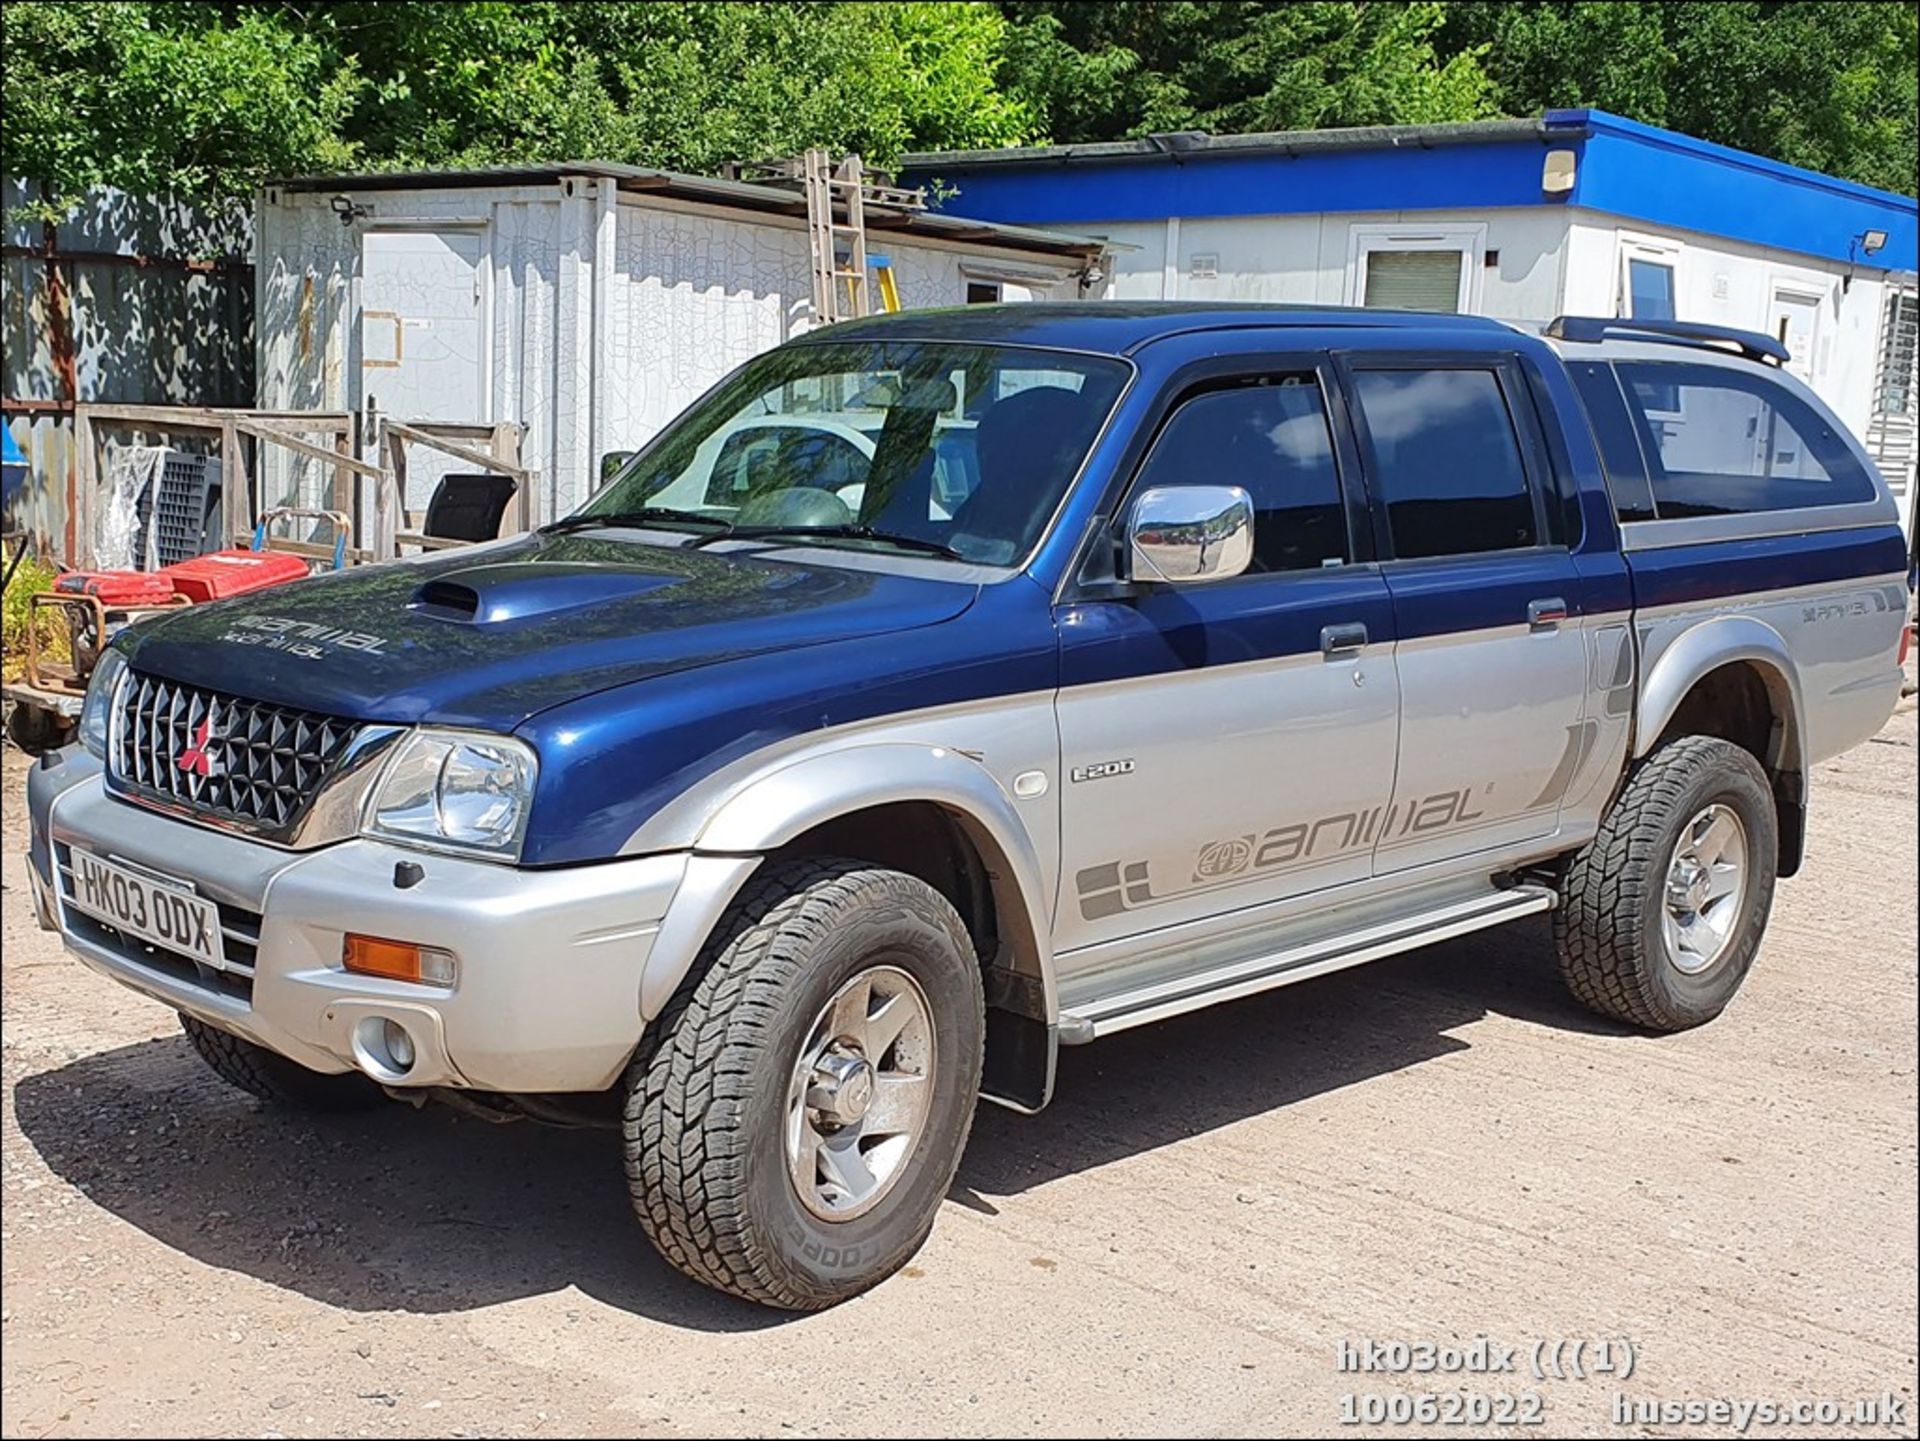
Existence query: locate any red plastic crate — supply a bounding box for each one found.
[53,569,178,607]
[160,549,310,604]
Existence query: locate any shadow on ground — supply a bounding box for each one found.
[13,917,1623,1330]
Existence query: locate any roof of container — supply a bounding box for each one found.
[800,300,1515,355]
[905,116,1568,170]
[268,160,1106,261]
[901,110,1919,273]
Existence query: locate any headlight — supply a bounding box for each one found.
[365,729,537,861]
[78,647,129,759]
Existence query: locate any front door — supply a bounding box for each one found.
[1339,357,1592,875]
[1053,358,1400,955]
[361,227,486,511]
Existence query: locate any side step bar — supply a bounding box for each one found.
[1057,884,1555,1044]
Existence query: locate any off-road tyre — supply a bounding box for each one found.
[180,1013,385,1111]
[624,857,985,1311]
[1555,735,1778,1031]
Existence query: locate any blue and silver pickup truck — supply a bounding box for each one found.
[26,304,1911,1310]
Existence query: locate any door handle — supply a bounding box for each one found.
[1321,622,1369,656]
[1527,597,1569,630]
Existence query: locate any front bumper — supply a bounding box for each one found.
[28,750,690,1093]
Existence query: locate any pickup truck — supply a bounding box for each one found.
[26,304,1912,1311]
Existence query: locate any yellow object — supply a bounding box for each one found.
[870,256,902,313]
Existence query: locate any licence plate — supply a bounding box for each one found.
[66,850,225,969]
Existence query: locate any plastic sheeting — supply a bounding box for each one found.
[95,443,166,571]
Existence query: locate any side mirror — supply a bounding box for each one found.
[1124,485,1255,585]
[599,450,636,485]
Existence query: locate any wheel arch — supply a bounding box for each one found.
[1634,615,1809,875]
[639,744,1060,1111]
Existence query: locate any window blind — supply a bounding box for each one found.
[1361,250,1463,313]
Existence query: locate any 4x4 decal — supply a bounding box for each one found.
[1077,784,1494,920]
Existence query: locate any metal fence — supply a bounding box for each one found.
[2,177,254,562]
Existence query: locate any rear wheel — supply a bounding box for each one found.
[1554,735,1778,1031]
[624,857,984,1311]
[180,1014,385,1111]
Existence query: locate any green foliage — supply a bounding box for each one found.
[1436,1,1917,195]
[2,3,361,214]
[0,1,1912,211]
[0,0,1037,212]
[998,1,1496,143]
[1,551,62,681]
[999,0,1915,193]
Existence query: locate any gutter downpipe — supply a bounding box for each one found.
[590,176,617,508]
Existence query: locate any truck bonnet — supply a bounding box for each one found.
[116,532,979,730]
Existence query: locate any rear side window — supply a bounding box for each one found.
[1134,378,1351,574]
[1347,367,1538,559]
[1566,361,1657,523]
[1614,361,1877,517]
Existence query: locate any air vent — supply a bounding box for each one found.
[412,579,480,620]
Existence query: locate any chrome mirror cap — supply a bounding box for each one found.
[1125,484,1255,585]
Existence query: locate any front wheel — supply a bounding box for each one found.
[624,858,985,1310]
[180,1014,386,1111]
[1554,735,1779,1031]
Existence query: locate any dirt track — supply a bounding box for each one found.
[3,690,1915,1438]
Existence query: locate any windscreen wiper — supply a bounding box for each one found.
[688,524,969,562]
[541,507,730,535]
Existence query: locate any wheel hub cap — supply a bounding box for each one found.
[1668,858,1712,912]
[807,1050,876,1127]
[785,965,936,1222]
[1661,803,1750,975]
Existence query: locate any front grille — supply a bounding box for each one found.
[111,672,360,834]
[54,842,259,1002]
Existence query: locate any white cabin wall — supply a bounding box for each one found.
[257,182,1083,522]
[1074,208,1571,319]
[603,197,811,488]
[254,189,357,514]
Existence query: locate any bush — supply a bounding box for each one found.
[1,550,67,683]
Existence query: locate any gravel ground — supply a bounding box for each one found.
[2,677,1915,1439]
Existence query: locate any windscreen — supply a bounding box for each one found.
[584,340,1130,565]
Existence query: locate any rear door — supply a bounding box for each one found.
[1337,353,1593,874]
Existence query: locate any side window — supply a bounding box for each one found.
[1347,368,1538,559]
[1614,362,1878,517]
[1132,377,1351,575]
[1566,360,1658,523]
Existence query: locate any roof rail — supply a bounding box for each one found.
[1543,316,1789,366]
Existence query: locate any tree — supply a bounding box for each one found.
[998,1,1496,144]
[1436,1,1917,195]
[3,1,1912,212]
[1,3,361,212]
[998,0,1917,194]
[0,1,1038,215]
